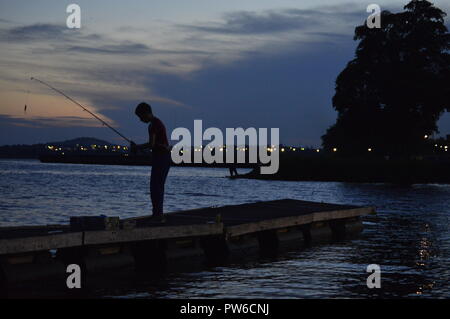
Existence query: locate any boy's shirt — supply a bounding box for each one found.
[148,117,169,154]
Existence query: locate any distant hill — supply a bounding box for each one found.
[0,137,115,159]
[47,137,113,147]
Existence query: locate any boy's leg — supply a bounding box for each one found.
[150,153,171,216]
[150,155,164,216]
[158,154,171,213]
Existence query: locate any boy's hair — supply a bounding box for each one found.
[135,102,152,116]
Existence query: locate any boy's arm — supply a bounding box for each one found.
[130,133,156,152]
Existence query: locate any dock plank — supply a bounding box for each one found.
[312,207,375,222]
[226,206,374,237]
[0,232,83,255]
[226,214,314,237]
[83,223,223,245]
[164,199,367,226]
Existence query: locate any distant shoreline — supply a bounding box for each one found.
[38,153,256,169]
[236,157,450,184]
[2,154,450,185]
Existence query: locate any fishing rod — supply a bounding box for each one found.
[30,77,132,144]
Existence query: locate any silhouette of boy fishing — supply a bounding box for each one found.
[131,102,171,222]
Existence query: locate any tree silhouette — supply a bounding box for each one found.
[322,0,450,156]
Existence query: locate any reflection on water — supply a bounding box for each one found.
[0,159,449,298]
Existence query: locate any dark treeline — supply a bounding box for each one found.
[322,0,450,157]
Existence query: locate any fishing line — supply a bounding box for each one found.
[30,77,131,143]
[24,79,33,114]
[24,91,28,114]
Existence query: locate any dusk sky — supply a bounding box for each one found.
[1,0,449,147]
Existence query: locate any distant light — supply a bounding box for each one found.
[293,148,296,151]
[301,147,305,151]
[424,135,428,139]
[368,148,372,152]
[333,148,337,152]
[281,148,285,152]
[316,149,320,153]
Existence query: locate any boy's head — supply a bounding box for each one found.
[135,102,153,123]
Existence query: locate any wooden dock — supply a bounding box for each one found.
[0,199,374,287]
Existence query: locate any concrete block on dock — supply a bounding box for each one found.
[70,216,120,232]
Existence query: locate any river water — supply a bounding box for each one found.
[0,159,449,298]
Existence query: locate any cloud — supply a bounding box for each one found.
[0,22,213,60]
[180,5,368,36]
[182,9,322,35]
[66,43,210,56]
[139,39,358,146]
[0,18,12,24]
[0,23,149,56]
[68,43,151,55]
[0,114,101,128]
[2,23,71,42]
[0,114,119,145]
